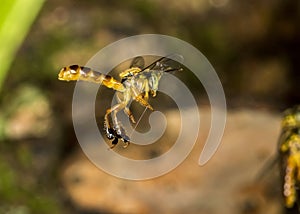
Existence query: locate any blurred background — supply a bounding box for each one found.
[0,0,299,213]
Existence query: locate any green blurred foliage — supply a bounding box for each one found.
[0,0,45,91]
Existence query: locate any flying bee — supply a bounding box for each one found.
[58,55,183,148]
[278,105,300,210]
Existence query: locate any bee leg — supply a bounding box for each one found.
[115,123,130,146]
[113,118,130,148]
[143,80,149,100]
[124,107,136,123]
[104,114,115,140]
[131,86,152,110]
[104,118,119,148]
[123,140,130,148]
[104,106,124,148]
[135,94,153,110]
[151,90,157,97]
[109,102,131,147]
[116,92,136,123]
[110,137,119,149]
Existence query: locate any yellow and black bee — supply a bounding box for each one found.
[58,55,182,148]
[279,105,300,209]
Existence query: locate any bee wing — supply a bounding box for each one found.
[142,54,184,73]
[130,56,145,69]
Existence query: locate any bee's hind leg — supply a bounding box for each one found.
[104,112,114,139]
[109,137,119,149]
[116,125,130,148]
[104,110,119,148]
[108,102,131,148]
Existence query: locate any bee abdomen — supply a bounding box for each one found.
[58,65,125,91]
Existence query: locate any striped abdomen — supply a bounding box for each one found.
[58,65,124,91]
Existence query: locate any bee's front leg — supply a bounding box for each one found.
[134,94,153,110]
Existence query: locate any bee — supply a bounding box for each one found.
[278,105,300,209]
[58,55,183,148]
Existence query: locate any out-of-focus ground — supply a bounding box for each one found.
[61,107,282,214]
[0,0,300,213]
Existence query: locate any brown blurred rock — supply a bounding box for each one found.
[61,107,283,214]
